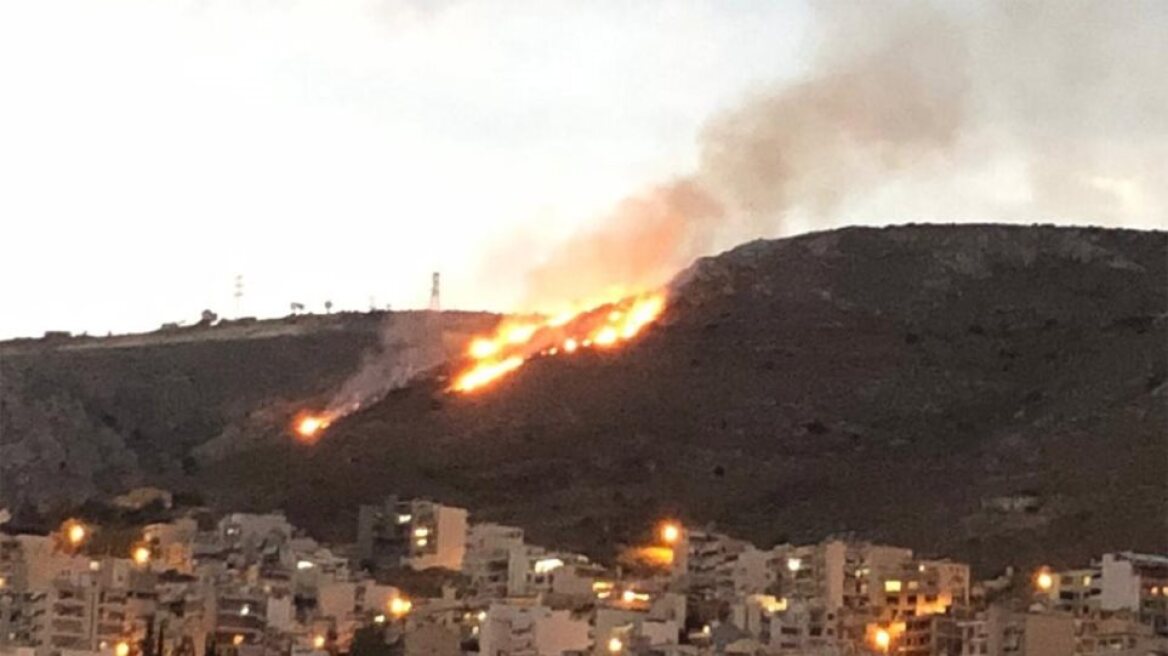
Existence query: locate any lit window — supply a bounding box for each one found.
[787,558,802,572]
[533,558,564,574]
[885,580,902,593]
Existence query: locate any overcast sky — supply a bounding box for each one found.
[0,0,816,338]
[0,1,1163,339]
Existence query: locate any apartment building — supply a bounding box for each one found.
[357,499,468,572]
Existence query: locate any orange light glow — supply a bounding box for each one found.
[469,338,499,359]
[451,292,666,393]
[594,326,618,346]
[453,356,524,392]
[132,546,151,566]
[659,522,682,545]
[1035,568,1054,592]
[115,641,131,656]
[624,545,675,569]
[388,596,412,617]
[62,520,87,548]
[293,412,332,443]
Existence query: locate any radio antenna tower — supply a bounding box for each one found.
[234,274,244,316]
[429,272,441,312]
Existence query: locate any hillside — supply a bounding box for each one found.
[2,224,1165,574]
[0,311,497,512]
[195,224,1167,574]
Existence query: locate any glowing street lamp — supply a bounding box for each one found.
[63,520,88,547]
[874,628,891,653]
[659,522,681,545]
[132,546,151,566]
[607,637,623,653]
[388,596,412,618]
[1035,569,1054,592]
[114,641,131,656]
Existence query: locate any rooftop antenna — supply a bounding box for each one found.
[429,272,441,312]
[233,274,243,316]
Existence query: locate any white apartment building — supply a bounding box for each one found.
[479,600,590,656]
[463,524,527,598]
[357,499,468,572]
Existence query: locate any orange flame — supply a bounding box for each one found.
[292,412,332,443]
[452,292,666,393]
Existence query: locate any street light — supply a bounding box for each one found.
[388,596,412,618]
[607,637,623,653]
[659,522,681,545]
[1035,568,1054,592]
[874,628,891,653]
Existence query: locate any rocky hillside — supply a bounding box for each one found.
[3,224,1165,574]
[0,311,496,514]
[195,224,1167,574]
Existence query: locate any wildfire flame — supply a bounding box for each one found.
[452,292,666,393]
[286,292,666,438]
[293,412,332,443]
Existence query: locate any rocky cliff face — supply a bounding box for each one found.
[3,225,1164,574]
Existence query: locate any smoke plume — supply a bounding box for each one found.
[522,1,1166,310]
[324,315,447,417]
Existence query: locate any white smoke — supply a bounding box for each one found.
[324,314,447,417]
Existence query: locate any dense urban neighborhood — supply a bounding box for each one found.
[1,493,1165,656]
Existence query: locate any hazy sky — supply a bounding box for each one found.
[0,0,811,338]
[1,1,1164,339]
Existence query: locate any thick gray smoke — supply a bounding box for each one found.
[523,0,1167,309]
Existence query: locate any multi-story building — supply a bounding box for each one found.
[986,607,1076,656]
[1041,567,1100,616]
[1099,552,1168,636]
[1073,613,1168,656]
[672,530,757,601]
[153,570,211,656]
[357,498,468,572]
[956,614,989,656]
[772,540,916,615]
[463,524,527,598]
[900,612,962,656]
[479,600,590,656]
[142,518,199,574]
[43,561,134,654]
[315,578,402,648]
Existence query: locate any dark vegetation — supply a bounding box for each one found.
[2,225,1165,575]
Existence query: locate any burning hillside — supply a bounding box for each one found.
[453,293,666,393]
[289,292,667,439]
